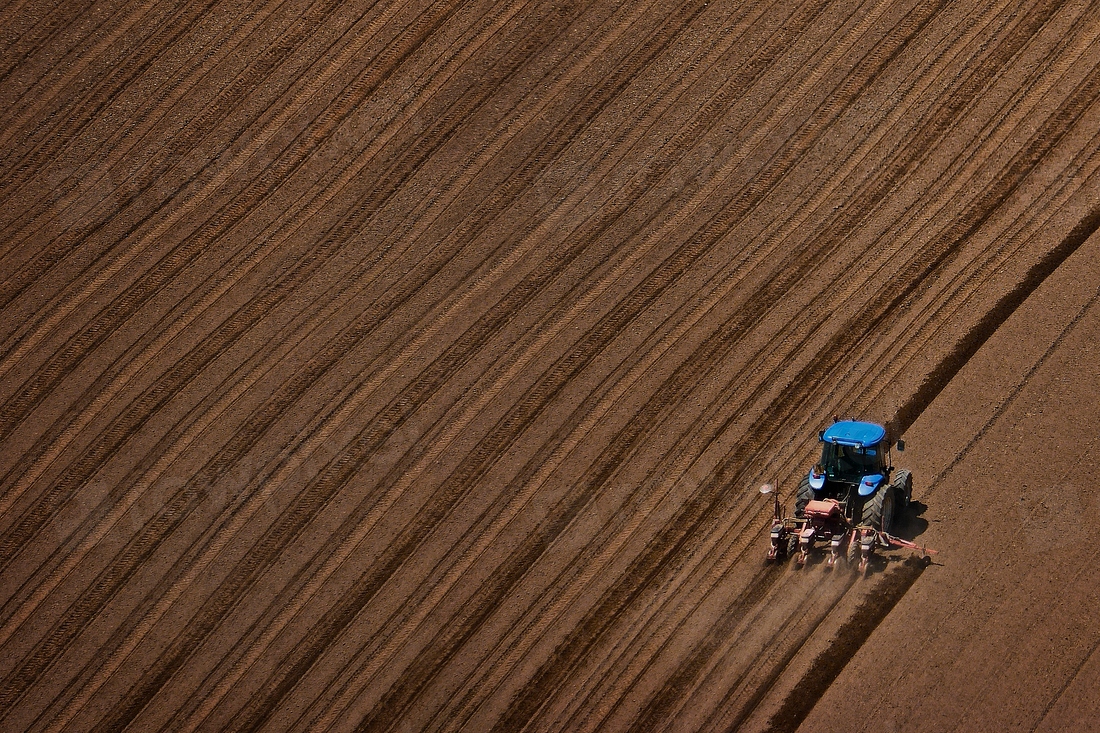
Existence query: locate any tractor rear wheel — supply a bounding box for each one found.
[795,476,814,518]
[891,469,913,508]
[862,485,896,534]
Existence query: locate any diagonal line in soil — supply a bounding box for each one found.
[892,202,1100,440]
[491,12,1097,727]
[760,557,927,733]
[0,487,203,722]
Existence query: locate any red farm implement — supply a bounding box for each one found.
[763,487,934,574]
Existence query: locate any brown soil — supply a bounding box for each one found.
[1,1,1099,731]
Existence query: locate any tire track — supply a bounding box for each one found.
[0,0,63,75]
[660,55,1100,726]
[788,0,1097,442]
[874,30,1100,432]
[620,567,800,730]
[0,0,275,280]
[484,313,868,731]
[0,0,596,677]
[285,2,955,727]
[0,486,204,723]
[915,203,1100,493]
[768,0,1093,443]
[892,168,1100,439]
[0,0,472,447]
[1,0,523,713]
[47,4,642,726]
[0,0,360,352]
[1032,557,1100,731]
[488,6,1086,728]
[859,129,1100,443]
[0,0,470,311]
[558,0,1038,704]
[308,214,737,733]
[660,568,855,733]
[84,237,593,733]
[528,0,1012,559]
[756,0,1082,437]
[0,0,335,307]
[0,0,460,385]
[682,52,1100,726]
[435,0,937,717]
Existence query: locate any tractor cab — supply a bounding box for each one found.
[806,420,899,520]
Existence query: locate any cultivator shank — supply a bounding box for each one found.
[765,486,935,574]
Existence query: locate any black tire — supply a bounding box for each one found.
[794,476,814,518]
[862,485,896,533]
[846,532,860,566]
[891,468,913,508]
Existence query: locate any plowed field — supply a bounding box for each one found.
[2,1,1099,731]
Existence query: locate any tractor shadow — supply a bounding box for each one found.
[893,500,930,543]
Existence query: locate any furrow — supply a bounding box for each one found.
[45,5,642,730]
[0,227,348,610]
[0,0,462,384]
[284,229,724,733]
[668,52,1100,726]
[0,0,110,100]
[146,0,827,721]
[0,0,514,533]
[0,486,203,723]
[312,0,946,721]
[0,0,470,447]
[468,1,950,717]
[792,0,1097,435]
[655,570,851,733]
[753,560,926,733]
[0,0,602,708]
[642,59,1100,726]
[6,1,1096,732]
[0,0,342,311]
[424,1,976,726]
[198,2,827,726]
[0,0,218,191]
[488,7,1086,725]
[0,0,299,257]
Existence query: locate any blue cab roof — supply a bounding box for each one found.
[821,420,886,448]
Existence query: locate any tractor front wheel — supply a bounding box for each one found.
[862,485,896,534]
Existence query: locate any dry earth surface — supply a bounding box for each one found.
[1,0,1099,731]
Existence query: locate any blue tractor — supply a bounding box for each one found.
[798,420,911,529]
[767,419,915,572]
